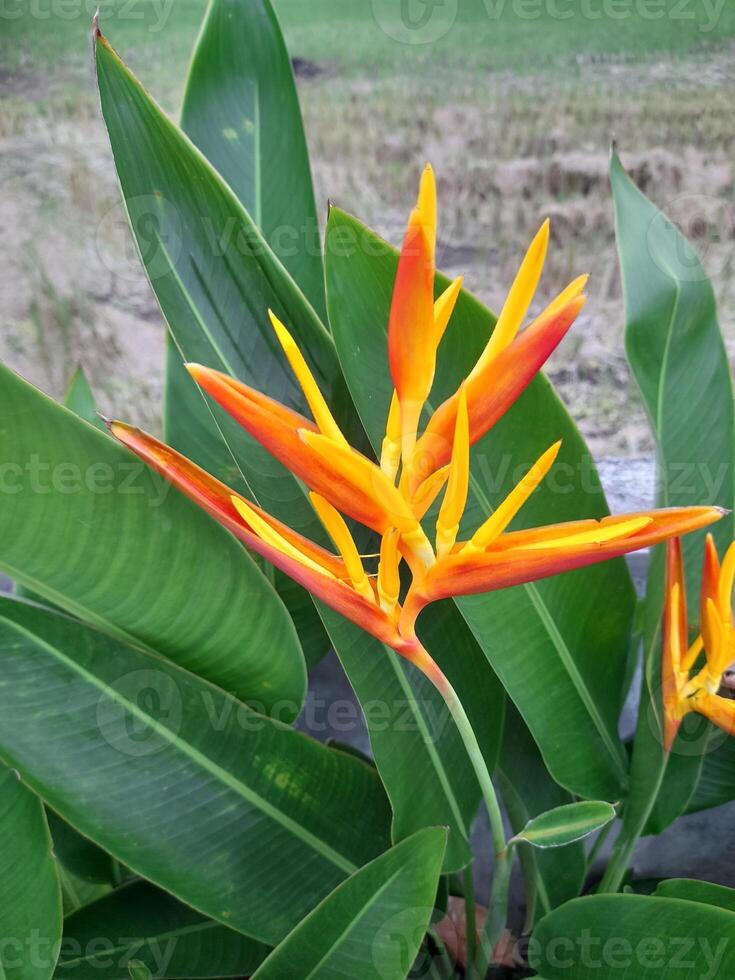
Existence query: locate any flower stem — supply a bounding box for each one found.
[409,644,510,977]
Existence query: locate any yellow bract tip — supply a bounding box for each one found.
[465,440,562,552]
[231,495,335,579]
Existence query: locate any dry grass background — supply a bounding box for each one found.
[2,1,734,457]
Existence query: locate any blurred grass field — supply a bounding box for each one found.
[2,0,735,454]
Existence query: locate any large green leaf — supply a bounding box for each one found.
[655,878,735,913]
[498,704,586,927]
[167,0,332,665]
[531,893,735,979]
[0,363,305,715]
[95,29,339,529]
[0,597,391,944]
[55,880,270,978]
[325,206,634,801]
[0,762,62,980]
[180,0,325,318]
[611,149,735,839]
[252,828,446,980]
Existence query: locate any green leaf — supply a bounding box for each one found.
[687,735,735,815]
[251,828,446,980]
[531,893,735,978]
[0,597,391,945]
[325,206,634,802]
[180,0,325,318]
[511,801,615,849]
[0,363,305,716]
[127,964,151,980]
[63,367,105,430]
[498,704,586,926]
[46,810,115,884]
[0,762,62,980]
[167,0,332,666]
[655,879,735,913]
[55,880,270,978]
[611,148,735,835]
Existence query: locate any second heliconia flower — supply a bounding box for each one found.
[109,166,723,666]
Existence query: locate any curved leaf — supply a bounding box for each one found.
[167,0,331,664]
[252,828,446,980]
[56,880,270,978]
[325,206,634,801]
[654,879,735,913]
[611,148,735,836]
[180,0,325,317]
[0,762,62,980]
[0,597,391,944]
[0,364,305,715]
[532,893,735,979]
[511,801,615,849]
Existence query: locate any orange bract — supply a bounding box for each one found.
[108,167,723,664]
[662,534,735,750]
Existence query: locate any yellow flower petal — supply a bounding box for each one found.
[464,440,561,552]
[309,493,375,602]
[470,219,549,380]
[377,528,401,613]
[231,495,336,579]
[269,310,347,446]
[515,515,652,552]
[436,386,469,558]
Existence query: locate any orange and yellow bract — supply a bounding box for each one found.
[109,167,723,671]
[662,535,735,750]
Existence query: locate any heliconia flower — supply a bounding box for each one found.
[662,535,735,751]
[107,166,724,673]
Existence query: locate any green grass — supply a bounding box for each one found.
[4,0,735,95]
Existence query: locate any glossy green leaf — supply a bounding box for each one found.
[0,762,62,980]
[511,801,615,849]
[47,810,115,885]
[498,704,586,926]
[165,0,332,665]
[252,828,446,980]
[95,29,341,539]
[180,0,325,317]
[93,32,498,849]
[56,880,270,978]
[0,363,305,715]
[655,878,735,913]
[687,735,735,815]
[325,206,634,801]
[127,964,151,980]
[611,148,735,837]
[531,894,735,979]
[0,597,391,944]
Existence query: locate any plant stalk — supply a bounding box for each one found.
[409,644,510,978]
